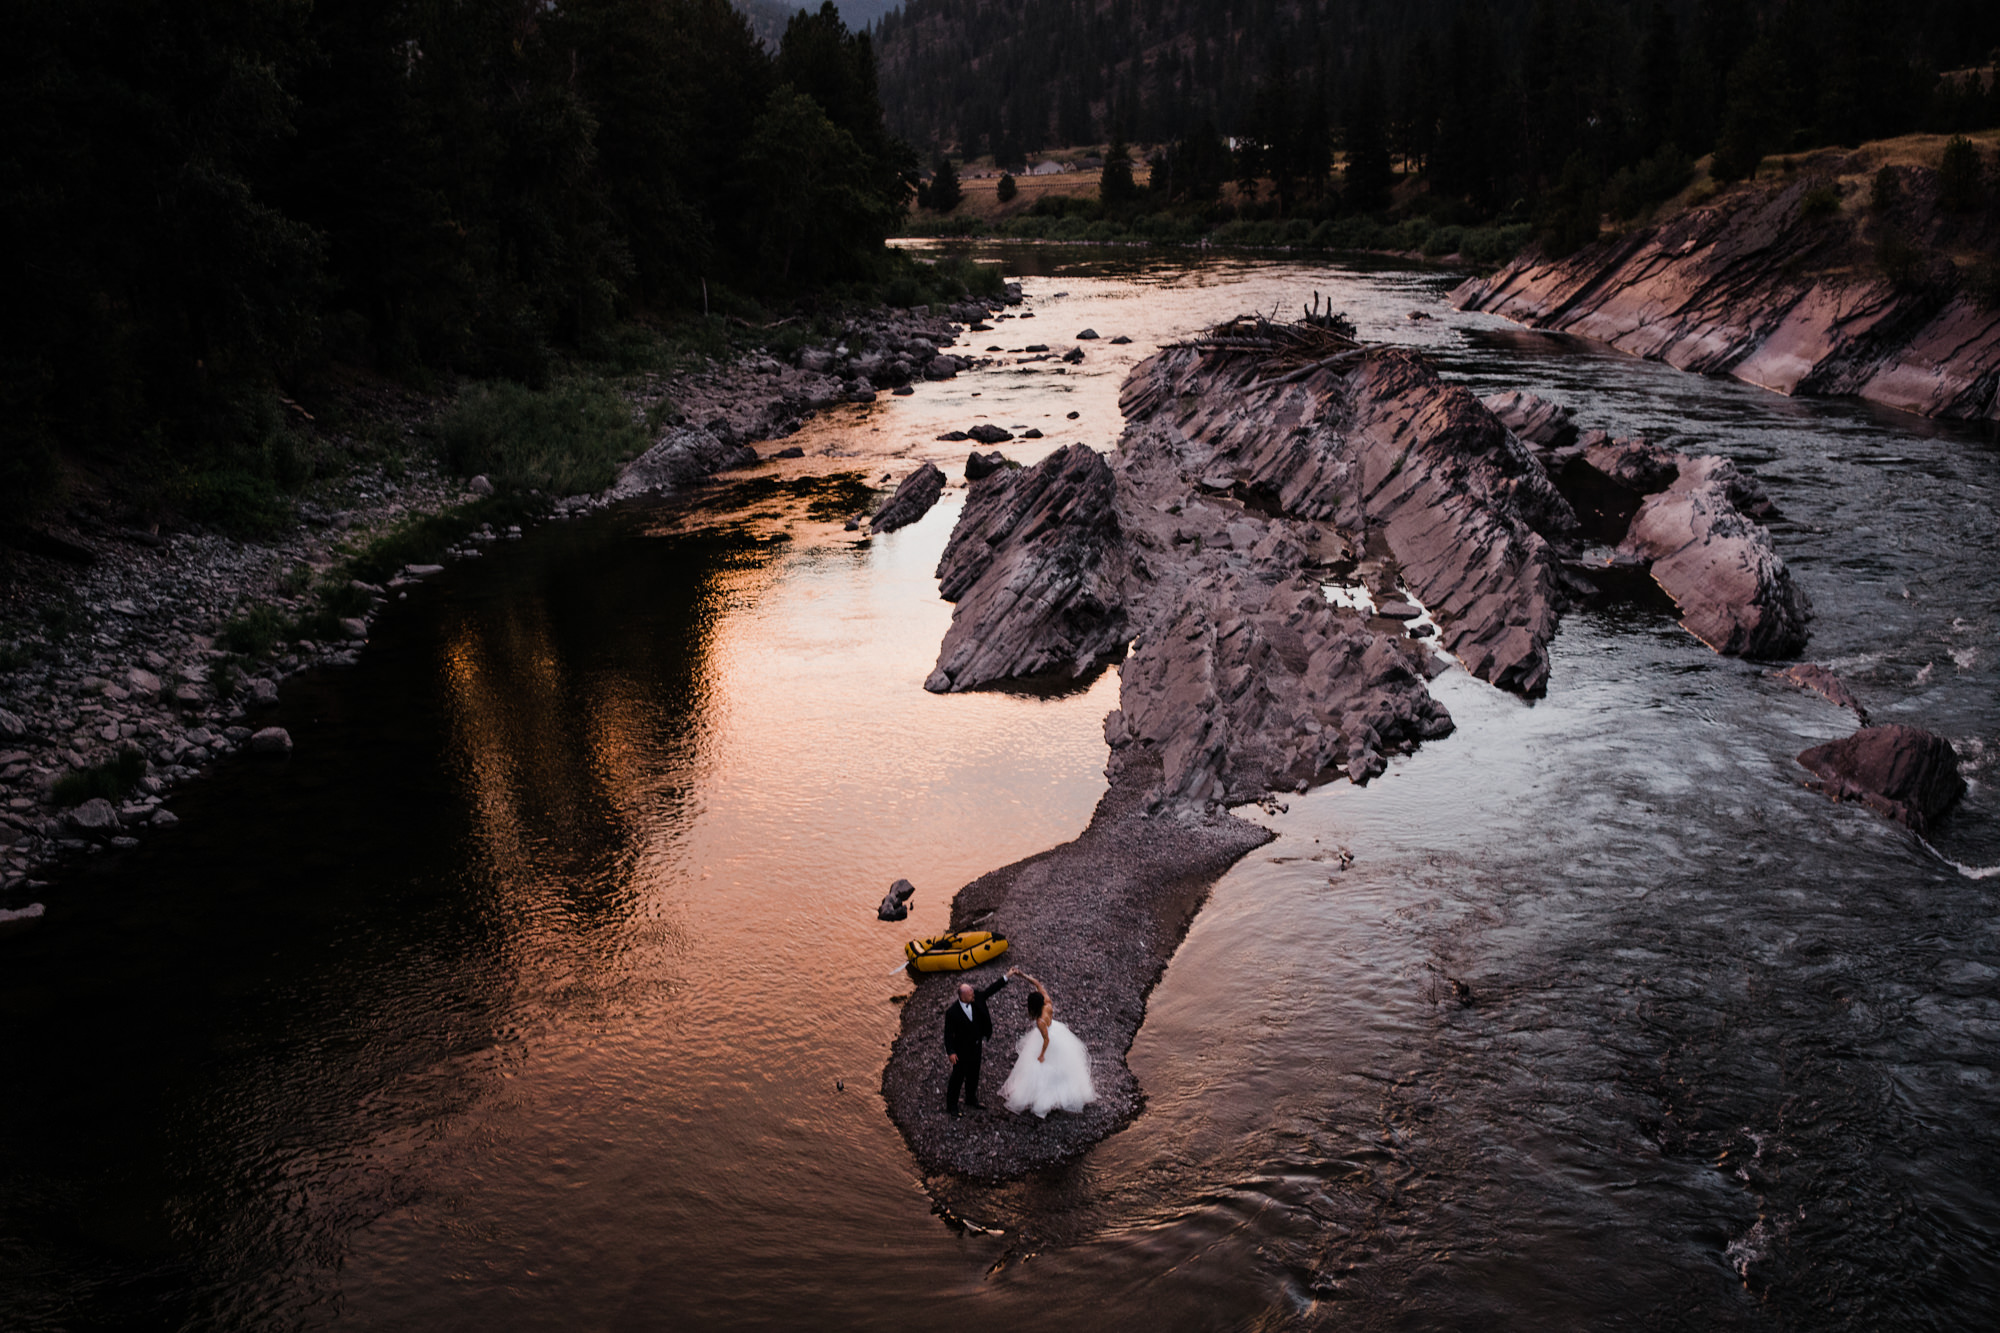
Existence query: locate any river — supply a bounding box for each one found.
[2,246,1995,1331]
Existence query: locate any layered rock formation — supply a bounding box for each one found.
[925,444,1129,693]
[1453,167,2000,424]
[886,321,1818,1179]
[1797,724,1966,831]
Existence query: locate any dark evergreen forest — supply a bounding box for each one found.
[874,0,2000,211]
[1,0,910,519]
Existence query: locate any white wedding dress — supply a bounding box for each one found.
[999,1018,1097,1117]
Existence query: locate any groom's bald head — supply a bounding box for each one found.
[958,982,975,1003]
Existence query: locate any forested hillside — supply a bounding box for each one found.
[875,0,2000,210]
[1,0,909,521]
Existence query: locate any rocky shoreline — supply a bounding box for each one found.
[1452,145,2000,424]
[882,314,1817,1178]
[0,298,1006,923]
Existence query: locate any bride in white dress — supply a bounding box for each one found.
[997,967,1097,1117]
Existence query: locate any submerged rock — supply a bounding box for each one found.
[1774,664,1869,722]
[871,462,946,533]
[0,902,45,939]
[1797,724,1965,831]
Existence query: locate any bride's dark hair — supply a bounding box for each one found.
[1026,992,1044,1017]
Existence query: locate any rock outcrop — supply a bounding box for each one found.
[1453,164,2000,424]
[871,462,945,533]
[925,445,1129,693]
[1797,724,1966,831]
[1617,456,1812,657]
[1479,391,1809,656]
[887,318,1820,1181]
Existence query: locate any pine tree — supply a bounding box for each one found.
[1345,56,1395,214]
[1101,138,1140,206]
[928,155,963,212]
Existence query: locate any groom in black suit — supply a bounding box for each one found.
[942,973,1008,1116]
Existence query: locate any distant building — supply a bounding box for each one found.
[1028,160,1066,175]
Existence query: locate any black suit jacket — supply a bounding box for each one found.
[942,976,1008,1057]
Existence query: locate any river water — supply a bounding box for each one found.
[2,247,1995,1331]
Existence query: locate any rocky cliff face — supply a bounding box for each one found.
[1453,166,2000,424]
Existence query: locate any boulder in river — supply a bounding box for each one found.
[877,878,916,921]
[1796,724,1965,831]
[964,450,1008,481]
[872,462,946,533]
[966,424,1013,444]
[249,726,294,755]
[1617,456,1810,658]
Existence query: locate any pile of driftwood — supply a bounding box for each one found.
[1179,295,1369,384]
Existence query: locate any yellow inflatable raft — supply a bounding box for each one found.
[904,930,1009,972]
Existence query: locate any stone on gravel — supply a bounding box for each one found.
[338,618,369,641]
[0,708,23,738]
[873,463,947,533]
[68,799,120,835]
[249,678,279,706]
[151,809,180,827]
[124,667,163,696]
[468,475,495,496]
[1797,724,1965,831]
[404,564,444,577]
[249,726,294,755]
